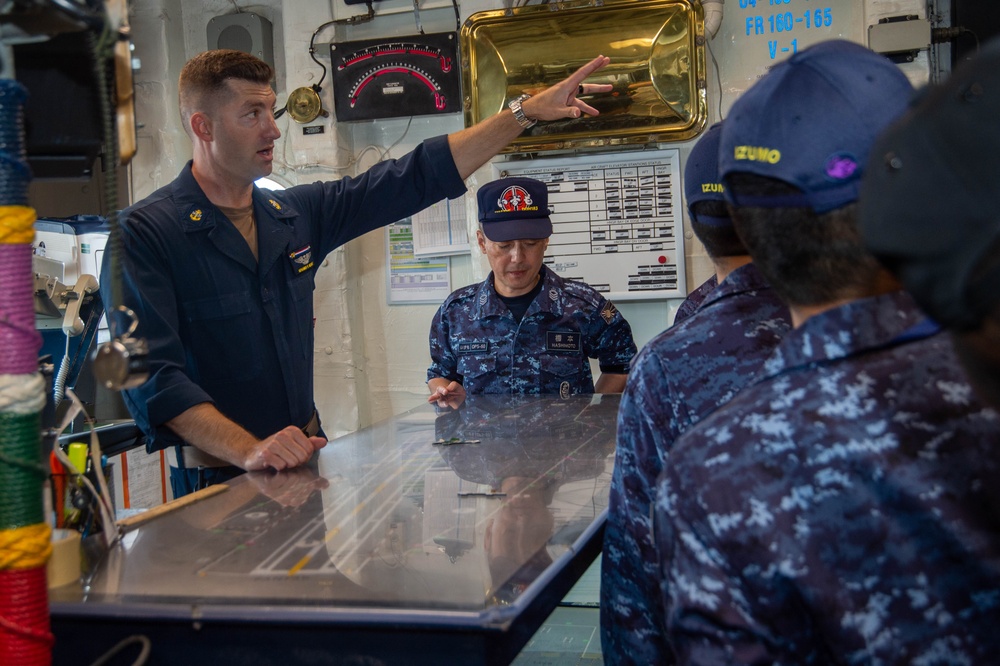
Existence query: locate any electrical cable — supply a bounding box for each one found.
[309,1,377,90]
[88,634,152,666]
[707,36,724,122]
[53,336,70,406]
[932,26,979,52]
[88,24,123,311]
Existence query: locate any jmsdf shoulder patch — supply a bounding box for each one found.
[289,245,314,273]
[601,301,619,324]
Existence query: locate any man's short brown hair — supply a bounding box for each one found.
[178,49,273,135]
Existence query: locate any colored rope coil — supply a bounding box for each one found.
[0,373,45,414]
[0,205,34,244]
[0,244,42,376]
[0,411,45,529]
[0,80,28,208]
[0,79,27,157]
[0,75,49,666]
[0,566,54,666]
[0,524,52,571]
[0,155,29,208]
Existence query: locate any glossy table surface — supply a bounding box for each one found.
[51,393,619,665]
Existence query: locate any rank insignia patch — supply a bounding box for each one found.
[189,209,203,222]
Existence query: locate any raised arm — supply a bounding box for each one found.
[447,55,612,179]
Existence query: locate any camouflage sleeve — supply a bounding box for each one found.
[600,350,677,665]
[426,302,461,383]
[587,299,637,373]
[656,462,797,666]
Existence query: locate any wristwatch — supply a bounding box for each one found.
[508,94,537,129]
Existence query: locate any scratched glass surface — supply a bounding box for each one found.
[55,394,617,613]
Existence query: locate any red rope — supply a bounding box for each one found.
[0,567,54,666]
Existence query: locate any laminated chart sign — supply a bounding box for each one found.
[495,149,685,300]
[387,219,452,305]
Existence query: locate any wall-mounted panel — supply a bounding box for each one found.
[462,0,707,153]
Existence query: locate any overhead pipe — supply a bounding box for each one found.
[703,0,724,39]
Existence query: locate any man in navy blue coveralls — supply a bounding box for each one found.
[656,41,1000,664]
[101,49,614,497]
[426,177,636,407]
[600,123,791,665]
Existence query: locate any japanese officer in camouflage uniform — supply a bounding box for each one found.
[656,40,1000,664]
[427,177,636,406]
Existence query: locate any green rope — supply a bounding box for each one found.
[0,411,45,529]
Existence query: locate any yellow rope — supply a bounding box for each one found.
[0,205,35,244]
[0,524,52,570]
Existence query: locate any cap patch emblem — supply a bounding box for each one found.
[496,185,538,214]
[825,153,859,180]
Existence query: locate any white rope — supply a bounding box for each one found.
[0,373,46,413]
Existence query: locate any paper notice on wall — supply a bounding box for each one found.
[387,219,452,305]
[412,198,470,257]
[496,149,686,300]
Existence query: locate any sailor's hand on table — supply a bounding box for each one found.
[243,426,327,472]
[428,381,467,409]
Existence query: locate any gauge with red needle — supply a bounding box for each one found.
[330,32,461,122]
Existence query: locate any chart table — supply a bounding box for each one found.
[50,393,619,665]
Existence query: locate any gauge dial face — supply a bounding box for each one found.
[330,32,462,122]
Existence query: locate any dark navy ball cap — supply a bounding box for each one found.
[861,37,1000,330]
[684,122,731,227]
[719,39,915,213]
[477,177,553,242]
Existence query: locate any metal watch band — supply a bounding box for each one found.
[508,93,537,129]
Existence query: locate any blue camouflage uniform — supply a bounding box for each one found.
[103,136,465,467]
[427,265,636,395]
[672,275,717,327]
[656,290,1000,665]
[601,263,791,665]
